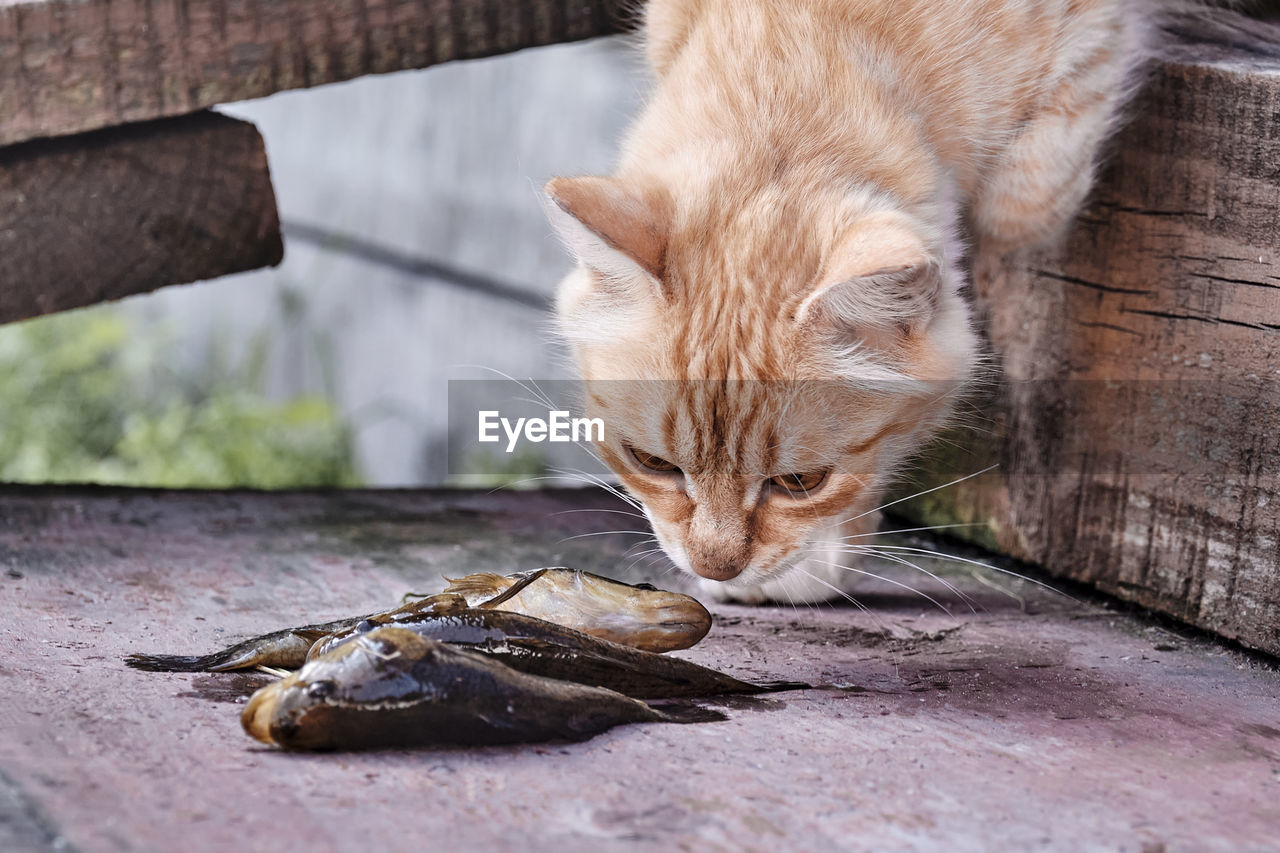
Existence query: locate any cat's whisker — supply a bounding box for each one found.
[815,543,976,608]
[853,544,1077,603]
[514,394,559,412]
[483,476,542,494]
[550,466,644,511]
[787,570,821,615]
[524,376,610,468]
[557,528,653,544]
[620,538,661,557]
[622,549,668,575]
[524,377,562,412]
[553,507,650,521]
[809,558,952,615]
[966,566,1028,611]
[760,560,811,614]
[499,470,641,504]
[834,464,999,527]
[455,365,558,412]
[509,388,608,463]
[453,366,615,476]
[839,521,986,540]
[846,544,1016,608]
[783,563,814,612]
[488,473,592,494]
[551,472,643,514]
[776,570,804,614]
[789,566,885,630]
[827,545,980,614]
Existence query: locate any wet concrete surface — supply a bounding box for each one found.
[0,486,1277,852]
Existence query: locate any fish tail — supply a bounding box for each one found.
[124,637,274,672]
[124,652,232,672]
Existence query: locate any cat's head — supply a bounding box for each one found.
[543,174,976,590]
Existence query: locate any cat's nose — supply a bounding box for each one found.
[691,560,744,582]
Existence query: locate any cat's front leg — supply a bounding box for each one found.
[970,20,1142,250]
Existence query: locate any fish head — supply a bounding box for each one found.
[242,627,446,748]
[543,571,713,652]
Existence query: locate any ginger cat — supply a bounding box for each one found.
[544,0,1153,603]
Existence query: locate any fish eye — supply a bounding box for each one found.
[634,582,658,591]
[768,470,829,495]
[628,445,680,474]
[354,619,377,634]
[307,680,335,699]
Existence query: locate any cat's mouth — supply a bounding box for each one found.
[655,526,818,591]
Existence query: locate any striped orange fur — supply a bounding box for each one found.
[545,0,1153,603]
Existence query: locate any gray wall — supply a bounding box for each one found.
[122,37,646,486]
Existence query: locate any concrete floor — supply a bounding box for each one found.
[0,487,1277,852]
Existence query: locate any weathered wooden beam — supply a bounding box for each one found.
[0,111,282,323]
[895,27,1280,655]
[0,0,631,148]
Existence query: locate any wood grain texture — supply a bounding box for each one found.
[0,0,631,147]
[897,31,1280,654]
[0,487,1277,850]
[0,111,282,323]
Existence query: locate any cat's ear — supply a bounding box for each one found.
[795,217,942,337]
[543,177,671,298]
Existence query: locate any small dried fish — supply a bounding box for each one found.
[307,607,804,699]
[124,594,469,672]
[125,567,712,673]
[443,568,712,652]
[242,627,677,750]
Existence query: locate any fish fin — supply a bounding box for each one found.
[477,568,549,609]
[292,628,336,644]
[442,572,514,604]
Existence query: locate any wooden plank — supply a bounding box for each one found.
[0,0,630,148]
[0,110,282,323]
[895,28,1280,655]
[0,486,1277,850]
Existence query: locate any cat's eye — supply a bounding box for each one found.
[629,446,680,473]
[769,470,828,494]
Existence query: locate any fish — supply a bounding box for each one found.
[124,593,469,672]
[242,627,679,750]
[125,567,712,672]
[306,607,806,699]
[442,568,712,652]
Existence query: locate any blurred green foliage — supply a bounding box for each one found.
[451,446,550,489]
[0,307,360,488]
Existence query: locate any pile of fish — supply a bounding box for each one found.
[127,568,803,751]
